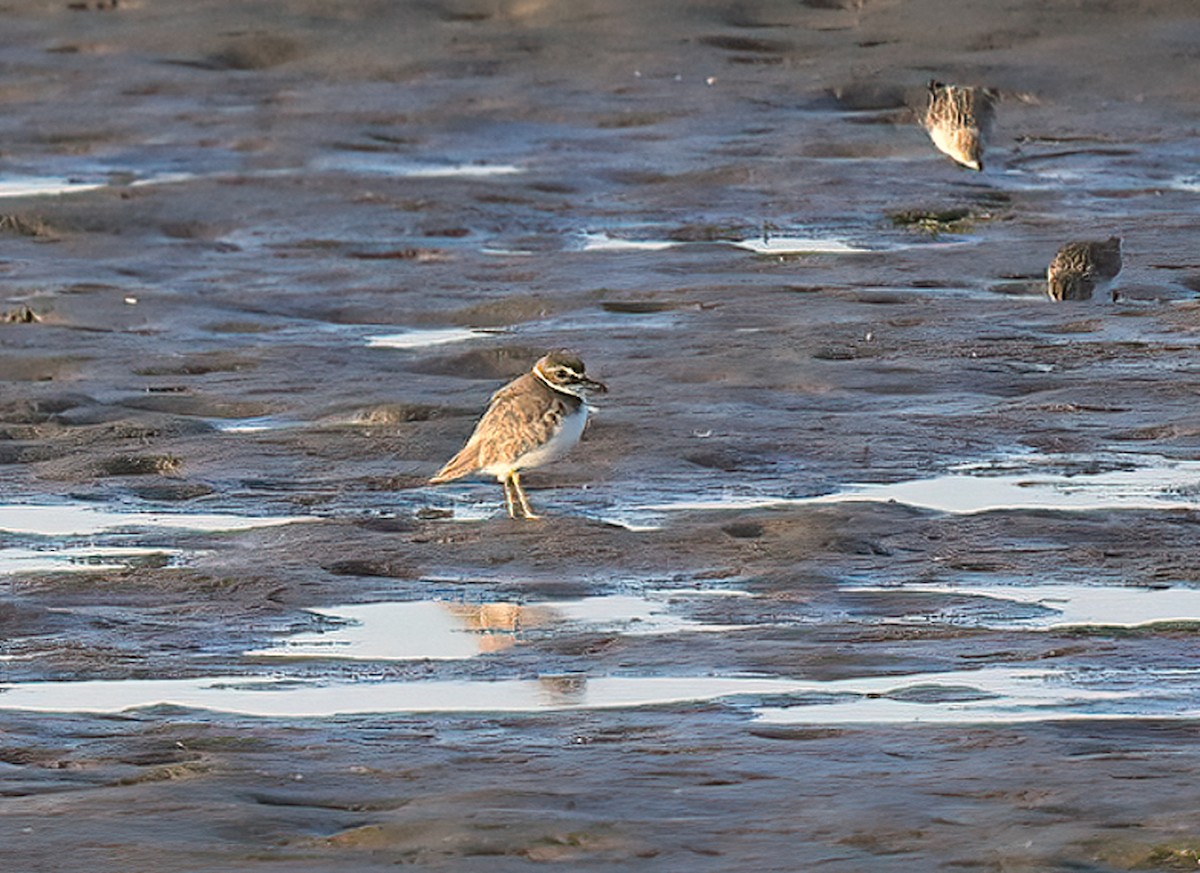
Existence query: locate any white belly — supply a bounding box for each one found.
[928,125,980,169]
[484,405,588,479]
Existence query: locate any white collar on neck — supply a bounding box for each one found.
[534,363,585,399]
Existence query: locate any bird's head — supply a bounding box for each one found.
[533,350,607,399]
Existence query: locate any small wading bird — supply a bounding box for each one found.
[429,350,607,519]
[923,80,996,171]
[1046,237,1123,301]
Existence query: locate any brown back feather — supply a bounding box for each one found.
[429,373,575,482]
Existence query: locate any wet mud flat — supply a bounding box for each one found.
[4,0,1200,870]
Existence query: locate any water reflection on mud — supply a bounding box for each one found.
[0,546,180,575]
[246,600,554,660]
[5,665,1197,724]
[611,454,1200,528]
[365,327,500,349]
[248,591,753,661]
[844,583,1200,630]
[0,503,318,537]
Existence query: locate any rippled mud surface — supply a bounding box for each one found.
[4,1,1200,870]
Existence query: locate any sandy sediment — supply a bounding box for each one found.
[4,1,1200,869]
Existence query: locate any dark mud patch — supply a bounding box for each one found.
[201,33,303,71]
[406,346,552,381]
[666,221,755,242]
[348,404,445,426]
[0,393,93,425]
[697,34,792,54]
[825,82,910,111]
[127,481,216,501]
[600,300,691,314]
[0,355,82,382]
[346,247,449,262]
[594,111,684,130]
[888,206,976,234]
[117,393,276,420]
[443,294,571,327]
[92,453,184,477]
[134,352,257,377]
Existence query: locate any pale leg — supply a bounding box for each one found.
[501,475,518,519]
[511,471,539,519]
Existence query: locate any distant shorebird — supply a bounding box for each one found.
[429,350,607,519]
[923,80,995,171]
[1047,237,1123,301]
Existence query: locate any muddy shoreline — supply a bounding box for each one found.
[5,1,1200,869]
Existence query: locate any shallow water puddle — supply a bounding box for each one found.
[844,583,1200,630]
[0,503,317,537]
[0,170,198,198]
[247,601,551,660]
[3,665,1196,722]
[248,592,753,661]
[365,327,500,349]
[0,175,108,198]
[578,232,872,254]
[579,233,677,252]
[731,236,872,254]
[0,674,803,717]
[615,455,1200,526]
[213,415,305,434]
[545,593,752,635]
[815,459,1200,514]
[0,546,179,575]
[753,666,1200,725]
[1172,174,1200,192]
[311,154,524,178]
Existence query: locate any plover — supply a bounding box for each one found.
[923,80,995,171]
[1047,237,1123,301]
[429,350,607,519]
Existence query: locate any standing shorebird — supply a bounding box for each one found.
[923,80,995,171]
[429,350,607,519]
[1047,237,1123,301]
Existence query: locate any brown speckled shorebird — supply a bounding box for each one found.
[923,80,995,171]
[429,350,606,519]
[1047,237,1123,301]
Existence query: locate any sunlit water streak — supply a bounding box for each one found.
[0,176,107,198]
[577,231,976,255]
[0,503,318,537]
[753,666,1200,725]
[0,674,798,717]
[578,232,874,254]
[214,416,304,434]
[813,460,1200,514]
[605,454,1200,529]
[0,546,180,575]
[310,154,524,178]
[2,666,1196,723]
[0,171,199,198]
[843,583,1200,630]
[365,327,500,349]
[1172,174,1200,192]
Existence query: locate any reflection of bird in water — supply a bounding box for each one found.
[434,0,556,21]
[429,351,606,519]
[537,673,588,705]
[923,80,995,171]
[445,602,557,654]
[1047,237,1123,301]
